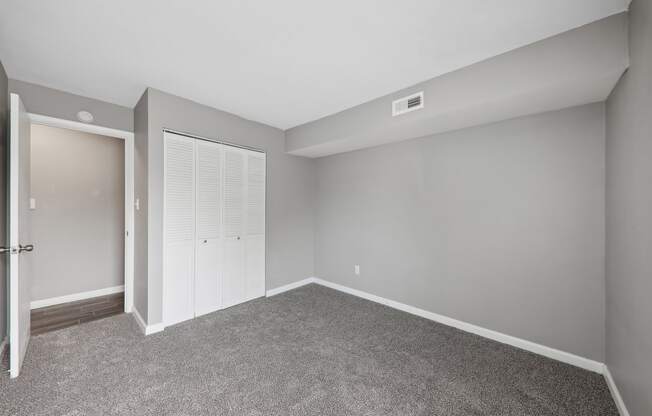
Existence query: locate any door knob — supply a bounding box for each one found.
[19,244,34,253]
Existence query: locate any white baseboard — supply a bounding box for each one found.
[30,285,125,310]
[131,307,147,334]
[603,365,631,416]
[266,277,316,297]
[308,277,604,374]
[131,308,165,336]
[147,322,165,335]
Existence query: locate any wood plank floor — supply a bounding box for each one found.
[31,293,124,336]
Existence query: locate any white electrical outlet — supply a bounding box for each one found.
[354,265,360,276]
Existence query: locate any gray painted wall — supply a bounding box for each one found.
[315,103,606,361]
[8,80,133,132]
[29,124,124,302]
[286,13,628,158]
[0,60,8,342]
[605,0,652,414]
[145,88,315,324]
[133,90,149,321]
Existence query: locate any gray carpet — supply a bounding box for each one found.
[0,284,617,416]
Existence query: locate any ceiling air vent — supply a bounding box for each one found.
[392,91,424,116]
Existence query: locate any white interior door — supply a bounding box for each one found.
[222,147,246,308]
[163,132,195,326]
[245,152,266,300]
[8,93,34,378]
[194,140,223,316]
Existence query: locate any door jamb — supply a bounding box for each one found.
[27,113,135,314]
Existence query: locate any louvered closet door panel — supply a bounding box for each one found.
[194,141,223,317]
[245,151,266,300]
[164,132,195,326]
[223,147,246,308]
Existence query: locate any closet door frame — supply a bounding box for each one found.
[162,128,267,330]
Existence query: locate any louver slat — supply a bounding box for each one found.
[247,155,265,236]
[196,141,222,240]
[165,137,195,242]
[224,149,245,238]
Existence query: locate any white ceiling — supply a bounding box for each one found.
[0,0,629,130]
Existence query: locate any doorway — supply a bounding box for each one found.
[29,124,125,334]
[27,114,135,315]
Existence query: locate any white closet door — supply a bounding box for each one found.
[223,147,246,308]
[164,132,196,326]
[245,151,266,300]
[194,140,223,317]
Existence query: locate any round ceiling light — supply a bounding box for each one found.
[77,110,94,123]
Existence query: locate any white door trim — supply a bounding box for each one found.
[27,113,135,314]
